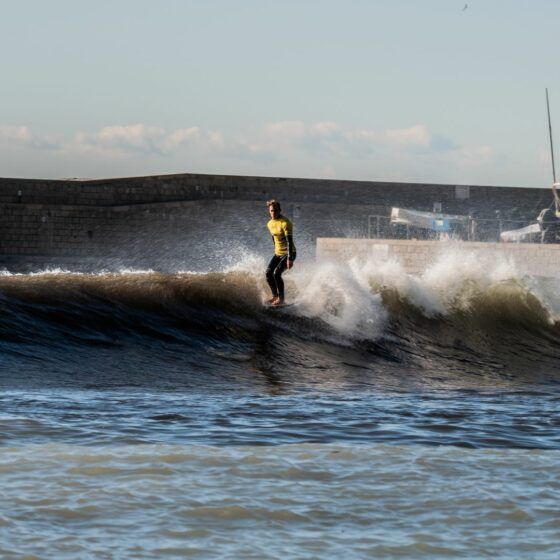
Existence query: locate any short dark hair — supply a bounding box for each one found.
[266,199,281,211]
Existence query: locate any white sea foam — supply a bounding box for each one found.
[286,261,388,338]
[291,246,560,326]
[349,256,446,317]
[223,250,266,274]
[421,248,519,308]
[0,268,76,277]
[214,244,560,333]
[525,274,560,324]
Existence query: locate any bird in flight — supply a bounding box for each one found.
[462,3,468,10]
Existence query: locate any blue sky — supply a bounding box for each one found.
[1,0,559,186]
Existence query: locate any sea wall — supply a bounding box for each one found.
[316,238,560,279]
[0,173,551,211]
[0,172,554,271]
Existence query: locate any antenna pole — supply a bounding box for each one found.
[546,88,557,183]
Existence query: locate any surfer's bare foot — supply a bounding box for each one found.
[265,297,278,305]
[271,298,284,306]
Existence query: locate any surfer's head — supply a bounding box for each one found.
[267,199,281,219]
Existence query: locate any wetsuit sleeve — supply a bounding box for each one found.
[282,221,296,260]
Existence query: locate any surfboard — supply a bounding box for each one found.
[263,302,296,310]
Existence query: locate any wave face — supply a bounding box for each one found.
[0,250,559,449]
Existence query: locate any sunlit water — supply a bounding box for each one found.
[1,251,559,558]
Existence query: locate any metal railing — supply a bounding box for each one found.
[367,215,557,243]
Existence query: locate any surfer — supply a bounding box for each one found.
[265,199,296,306]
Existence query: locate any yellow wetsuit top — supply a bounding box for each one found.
[267,215,296,258]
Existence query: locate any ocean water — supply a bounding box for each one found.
[1,249,559,558]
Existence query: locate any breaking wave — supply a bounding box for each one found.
[0,249,558,390]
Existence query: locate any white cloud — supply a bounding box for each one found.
[0,120,499,184]
[0,121,459,161]
[162,127,201,151]
[0,125,60,149]
[0,125,31,141]
[207,131,225,148]
[310,121,341,137]
[69,124,229,157]
[383,124,432,148]
[74,124,167,155]
[350,129,378,142]
[244,121,451,160]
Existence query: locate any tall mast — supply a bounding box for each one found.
[546,88,557,184]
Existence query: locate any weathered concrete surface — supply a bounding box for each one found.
[316,238,560,279]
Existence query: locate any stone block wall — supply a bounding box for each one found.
[0,173,552,216]
[0,172,555,271]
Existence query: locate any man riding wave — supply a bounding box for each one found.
[265,199,296,306]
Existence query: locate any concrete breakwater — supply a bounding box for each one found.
[316,238,560,279]
[0,172,553,271]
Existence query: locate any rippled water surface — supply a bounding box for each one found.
[1,389,560,449]
[2,444,560,559]
[1,256,559,558]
